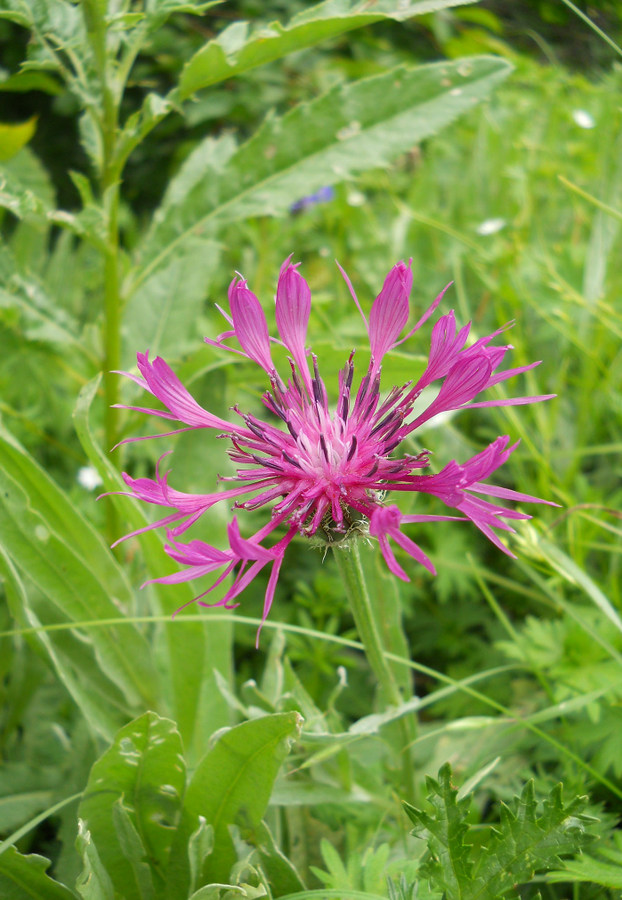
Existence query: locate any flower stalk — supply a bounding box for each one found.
[334,541,417,804]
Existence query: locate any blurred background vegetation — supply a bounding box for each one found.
[1,1,622,896]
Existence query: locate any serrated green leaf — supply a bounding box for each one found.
[168,712,302,891]
[0,845,78,899]
[178,0,479,97]
[404,765,596,900]
[79,712,186,900]
[403,764,472,898]
[470,782,594,899]
[133,56,512,292]
[75,821,115,900]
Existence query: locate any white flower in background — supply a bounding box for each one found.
[572,110,595,129]
[476,218,506,236]
[77,465,103,490]
[346,189,366,207]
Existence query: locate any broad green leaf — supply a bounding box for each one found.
[270,781,370,807]
[178,0,480,97]
[0,845,78,899]
[0,117,37,163]
[276,893,399,900]
[133,56,512,291]
[0,426,159,719]
[75,821,115,900]
[169,712,302,891]
[125,134,234,295]
[79,712,186,900]
[73,376,232,761]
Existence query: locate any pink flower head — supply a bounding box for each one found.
[113,258,555,644]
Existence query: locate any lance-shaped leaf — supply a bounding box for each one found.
[178,0,480,97]
[168,712,302,892]
[74,375,232,761]
[132,56,512,293]
[0,426,160,724]
[0,547,133,741]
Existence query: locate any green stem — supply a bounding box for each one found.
[333,541,417,804]
[82,0,122,542]
[103,184,121,445]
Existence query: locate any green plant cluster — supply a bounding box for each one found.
[1,1,622,899]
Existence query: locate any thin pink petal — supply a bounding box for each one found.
[275,259,311,385]
[368,261,412,368]
[229,277,275,373]
[227,518,276,562]
[136,352,236,430]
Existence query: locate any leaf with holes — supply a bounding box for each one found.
[78,712,186,900]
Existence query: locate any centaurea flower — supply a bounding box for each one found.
[112,257,554,642]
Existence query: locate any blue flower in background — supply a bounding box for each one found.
[290,185,335,213]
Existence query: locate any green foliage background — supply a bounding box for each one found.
[0,1,621,898]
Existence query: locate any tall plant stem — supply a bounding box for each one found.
[83,0,122,541]
[101,182,122,545]
[334,542,417,804]
[102,184,121,441]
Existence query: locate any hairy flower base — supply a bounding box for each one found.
[110,256,555,643]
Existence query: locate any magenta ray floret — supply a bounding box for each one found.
[113,258,555,643]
